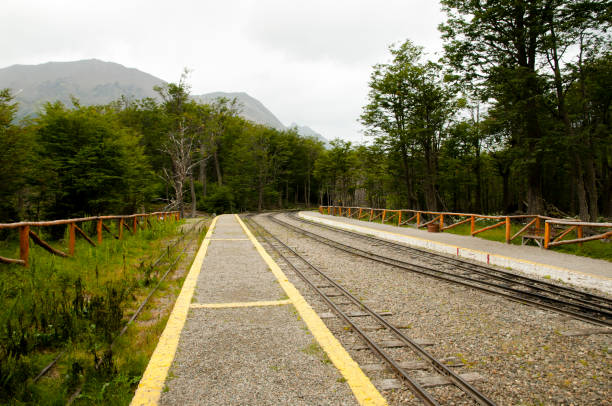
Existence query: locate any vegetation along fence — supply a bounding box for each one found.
[319,206,612,250]
[0,211,180,266]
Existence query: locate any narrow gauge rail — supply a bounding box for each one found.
[288,213,612,313]
[245,215,497,406]
[271,213,612,327]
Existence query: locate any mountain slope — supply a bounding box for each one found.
[194,91,286,131]
[0,59,328,145]
[0,59,163,116]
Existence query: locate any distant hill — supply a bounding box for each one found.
[194,91,286,131]
[0,59,162,116]
[0,59,328,145]
[289,123,330,147]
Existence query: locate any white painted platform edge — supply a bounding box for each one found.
[299,212,612,295]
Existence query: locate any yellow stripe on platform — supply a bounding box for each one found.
[130,216,218,406]
[205,238,249,241]
[190,299,292,309]
[235,215,387,406]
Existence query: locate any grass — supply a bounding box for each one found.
[323,211,612,262]
[0,217,203,405]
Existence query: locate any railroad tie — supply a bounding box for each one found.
[375,372,484,390]
[351,339,434,350]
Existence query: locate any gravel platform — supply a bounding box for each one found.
[259,213,611,406]
[159,214,357,405]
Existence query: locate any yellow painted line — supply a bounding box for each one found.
[130,216,218,406]
[190,299,292,309]
[235,215,387,406]
[311,214,612,282]
[205,238,250,241]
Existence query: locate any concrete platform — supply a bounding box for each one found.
[300,211,612,295]
[131,214,385,406]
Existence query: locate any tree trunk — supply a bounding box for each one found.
[584,156,598,221]
[399,143,416,208]
[176,182,184,218]
[574,155,589,221]
[213,149,222,186]
[200,141,207,198]
[190,175,196,217]
[258,178,263,212]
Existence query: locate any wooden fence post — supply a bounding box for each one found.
[382,210,386,223]
[439,214,444,231]
[133,217,138,233]
[577,226,583,247]
[119,218,124,240]
[19,225,30,267]
[97,219,103,244]
[544,222,550,249]
[470,216,475,235]
[68,223,76,256]
[505,217,511,244]
[416,212,420,227]
[398,211,402,226]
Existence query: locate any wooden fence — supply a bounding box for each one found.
[0,211,180,266]
[319,206,612,249]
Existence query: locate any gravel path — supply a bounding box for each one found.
[160,214,357,405]
[259,213,611,406]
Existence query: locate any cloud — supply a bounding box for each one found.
[1,0,446,142]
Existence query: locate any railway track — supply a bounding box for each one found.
[270,213,612,327]
[245,215,497,406]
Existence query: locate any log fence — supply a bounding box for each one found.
[319,206,612,250]
[0,211,180,266]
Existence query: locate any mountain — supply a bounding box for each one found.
[289,123,330,147]
[0,59,328,145]
[0,59,163,116]
[194,91,286,131]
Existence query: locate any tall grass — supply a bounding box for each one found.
[0,218,183,404]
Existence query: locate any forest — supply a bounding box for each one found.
[1,0,611,223]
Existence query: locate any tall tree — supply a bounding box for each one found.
[155,71,201,217]
[439,0,609,217]
[361,40,456,210]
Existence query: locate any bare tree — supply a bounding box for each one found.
[160,119,201,217]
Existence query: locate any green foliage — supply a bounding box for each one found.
[0,89,36,223]
[360,40,456,211]
[35,102,154,220]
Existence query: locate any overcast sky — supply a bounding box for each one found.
[1,0,446,143]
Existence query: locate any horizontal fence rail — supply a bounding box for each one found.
[0,211,180,266]
[319,206,612,250]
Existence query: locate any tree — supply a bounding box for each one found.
[36,101,152,219]
[439,0,610,217]
[155,71,202,217]
[0,89,35,222]
[361,40,456,210]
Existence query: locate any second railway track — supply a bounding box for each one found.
[271,212,612,327]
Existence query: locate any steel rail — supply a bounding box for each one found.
[246,215,497,406]
[270,215,611,327]
[289,213,612,311]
